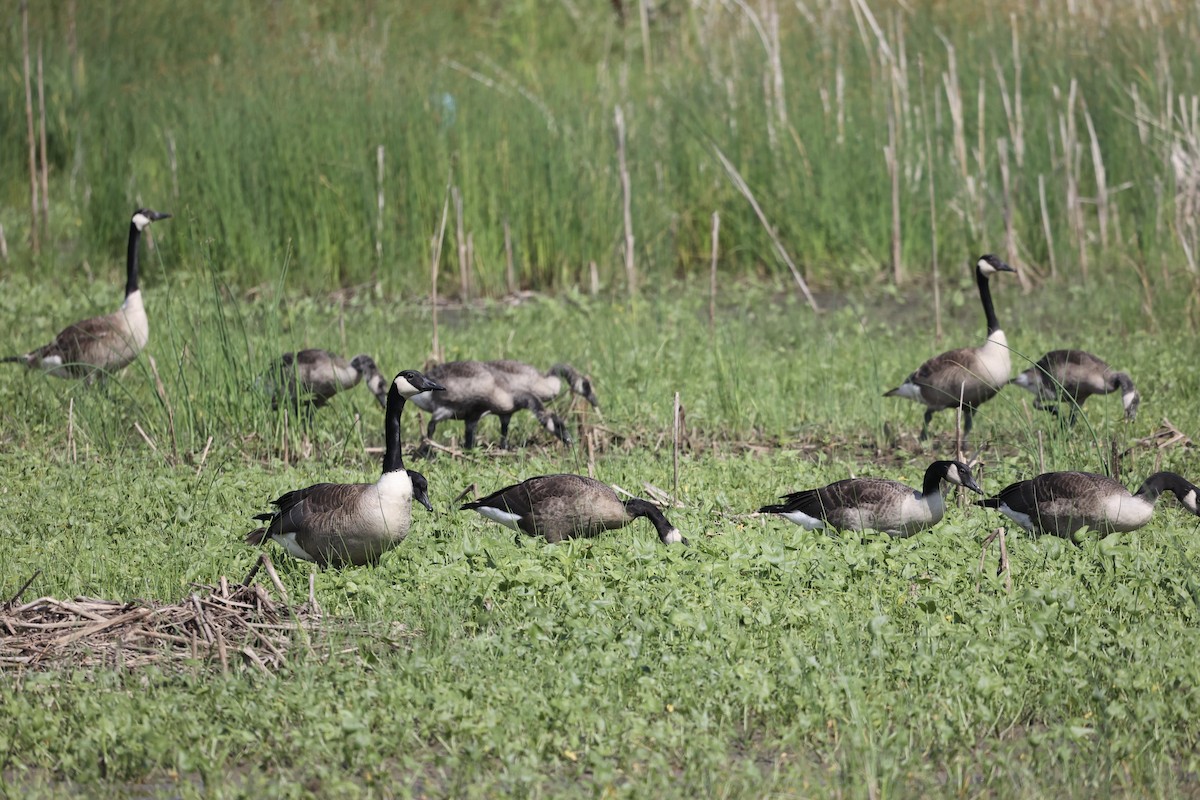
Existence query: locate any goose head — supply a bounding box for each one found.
[408,470,434,512]
[976,254,1015,277]
[132,209,172,231]
[394,369,446,398]
[939,460,983,495]
[351,354,389,408]
[550,363,601,408]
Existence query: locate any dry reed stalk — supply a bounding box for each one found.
[976,75,987,229]
[711,144,819,312]
[134,421,158,453]
[166,131,179,201]
[22,1,39,253]
[589,261,600,296]
[638,0,652,74]
[195,435,214,477]
[672,392,681,504]
[709,211,720,333]
[886,113,902,285]
[0,224,8,263]
[1082,102,1110,249]
[919,56,942,340]
[504,219,516,294]
[376,145,385,261]
[615,105,636,299]
[453,186,469,300]
[997,139,1032,289]
[1038,174,1057,278]
[430,189,450,362]
[148,355,178,462]
[68,397,76,463]
[37,41,49,236]
[938,35,967,183]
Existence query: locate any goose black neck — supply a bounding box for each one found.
[381,383,407,474]
[921,462,948,497]
[624,498,674,539]
[977,268,1001,335]
[125,221,143,297]
[1136,472,1191,503]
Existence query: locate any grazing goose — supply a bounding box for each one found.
[245,370,446,567]
[488,361,601,409]
[977,470,1200,540]
[265,349,389,411]
[3,208,171,380]
[411,360,576,451]
[758,460,982,537]
[1011,349,1139,425]
[885,255,1016,439]
[461,474,688,545]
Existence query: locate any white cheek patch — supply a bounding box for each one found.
[1012,371,1035,390]
[998,503,1036,533]
[132,213,153,230]
[977,258,994,274]
[394,376,418,396]
[662,528,684,545]
[273,533,317,562]
[1184,489,1198,515]
[946,464,961,484]
[781,510,826,531]
[1122,390,1139,409]
[475,506,524,532]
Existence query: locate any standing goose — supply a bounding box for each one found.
[758,460,982,537]
[265,349,389,411]
[461,474,688,545]
[488,361,601,409]
[885,255,1016,439]
[3,208,171,380]
[976,470,1200,540]
[410,360,572,451]
[245,370,446,567]
[1011,349,1139,425]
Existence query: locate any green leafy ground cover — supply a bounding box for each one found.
[1,262,1198,797]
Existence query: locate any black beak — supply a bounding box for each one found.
[151,211,172,221]
[415,376,446,393]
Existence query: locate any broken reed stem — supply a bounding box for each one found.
[37,40,49,237]
[133,421,158,453]
[6,569,42,607]
[1037,429,1045,473]
[615,104,636,300]
[504,219,516,294]
[589,260,599,295]
[21,1,39,253]
[919,56,942,340]
[711,144,819,311]
[0,224,8,263]
[167,130,179,201]
[709,211,720,333]
[195,435,214,477]
[955,382,965,462]
[429,187,451,362]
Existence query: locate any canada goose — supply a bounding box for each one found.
[1011,349,1139,425]
[3,208,171,380]
[976,470,1200,540]
[411,360,580,451]
[488,361,601,409]
[461,474,687,545]
[758,460,982,537]
[265,349,389,411]
[244,370,446,567]
[885,255,1016,439]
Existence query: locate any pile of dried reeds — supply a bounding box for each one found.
[0,555,362,675]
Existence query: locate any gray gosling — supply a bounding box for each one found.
[1011,349,1139,425]
[759,460,982,537]
[977,470,1200,541]
[885,255,1016,440]
[245,370,445,567]
[3,209,171,380]
[461,474,687,545]
[265,349,389,411]
[412,360,597,451]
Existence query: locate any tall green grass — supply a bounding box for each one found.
[3,1,1200,301]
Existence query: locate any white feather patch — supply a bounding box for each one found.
[997,503,1036,533]
[662,528,684,544]
[272,533,317,562]
[1183,489,1198,515]
[475,506,524,531]
[781,510,827,531]
[132,212,153,230]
